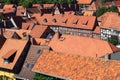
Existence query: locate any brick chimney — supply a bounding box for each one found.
[56,31,61,39]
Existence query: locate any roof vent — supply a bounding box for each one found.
[52,18,57,23]
[43,18,47,23]
[37,49,41,54]
[22,32,27,37]
[73,19,79,25]
[25,63,29,68]
[62,19,68,24]
[59,37,65,41]
[82,20,88,26]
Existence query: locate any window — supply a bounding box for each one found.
[29,64,34,69]
[4,59,9,64]
[37,49,41,54]
[25,63,29,68]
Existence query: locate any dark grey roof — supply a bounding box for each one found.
[15,45,50,79]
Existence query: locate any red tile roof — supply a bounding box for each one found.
[2,4,15,14]
[2,29,31,39]
[30,25,48,38]
[2,49,17,59]
[98,12,120,30]
[93,26,100,34]
[43,4,54,8]
[32,13,96,30]
[49,33,120,57]
[32,50,120,80]
[3,4,14,9]
[114,1,120,7]
[77,0,92,4]
[88,2,97,11]
[0,39,28,70]
[22,22,34,30]
[16,6,25,16]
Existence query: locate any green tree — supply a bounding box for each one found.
[33,73,55,80]
[0,13,4,20]
[107,6,119,12]
[19,0,34,8]
[108,36,119,45]
[33,73,65,80]
[96,7,107,17]
[101,0,112,3]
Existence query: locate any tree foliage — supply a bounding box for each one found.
[33,73,65,80]
[96,7,107,17]
[96,6,119,17]
[101,0,112,3]
[108,36,119,45]
[33,73,55,80]
[0,0,75,8]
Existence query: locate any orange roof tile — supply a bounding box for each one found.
[98,12,120,30]
[43,4,54,8]
[3,4,14,9]
[93,26,100,34]
[49,33,120,57]
[32,13,96,30]
[32,4,39,7]
[2,29,31,39]
[33,38,50,45]
[16,6,25,16]
[82,10,94,16]
[2,49,17,59]
[22,22,34,30]
[0,39,28,70]
[30,25,48,38]
[114,1,120,7]
[3,8,15,14]
[88,2,97,11]
[32,50,120,80]
[77,0,92,4]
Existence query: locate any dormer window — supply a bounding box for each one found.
[2,49,17,64]
[62,19,68,24]
[43,18,47,23]
[73,19,79,25]
[22,32,27,37]
[4,59,9,64]
[52,19,57,23]
[82,20,88,26]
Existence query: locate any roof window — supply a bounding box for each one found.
[43,18,47,23]
[52,18,57,23]
[37,49,41,54]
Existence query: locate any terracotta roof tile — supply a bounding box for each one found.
[0,39,28,70]
[32,50,120,80]
[22,22,34,30]
[49,33,120,57]
[114,1,120,7]
[3,29,31,39]
[2,49,17,59]
[77,0,92,4]
[30,25,48,38]
[33,38,50,45]
[3,8,15,14]
[32,4,39,7]
[98,12,120,30]
[16,6,25,16]
[43,4,54,8]
[88,2,97,11]
[15,45,50,79]
[93,26,100,34]
[32,13,96,30]
[3,4,14,9]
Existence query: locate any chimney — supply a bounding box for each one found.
[30,37,36,45]
[56,31,61,39]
